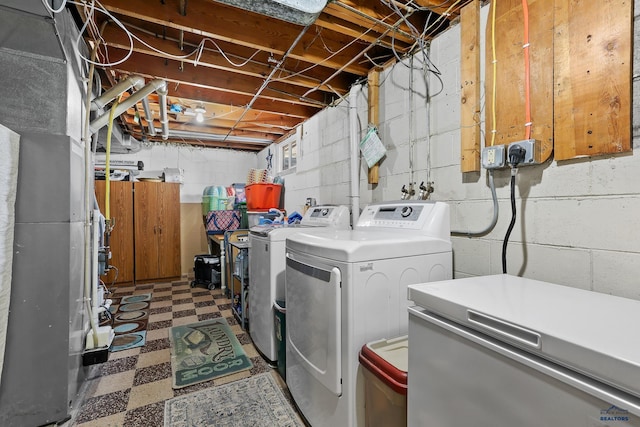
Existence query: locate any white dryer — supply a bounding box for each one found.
[248,205,350,364]
[285,201,452,427]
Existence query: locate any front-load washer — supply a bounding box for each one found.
[248,205,350,364]
[285,200,452,427]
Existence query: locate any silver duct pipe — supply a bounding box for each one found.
[90,75,157,137]
[156,84,170,140]
[161,128,273,144]
[89,79,166,134]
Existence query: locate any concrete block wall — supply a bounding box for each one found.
[259,2,640,300]
[107,144,257,203]
[428,2,640,299]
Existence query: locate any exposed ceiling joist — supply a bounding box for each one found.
[74,0,471,151]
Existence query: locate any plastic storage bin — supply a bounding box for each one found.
[358,335,408,427]
[247,210,284,227]
[245,183,282,210]
[274,300,287,380]
[202,185,229,215]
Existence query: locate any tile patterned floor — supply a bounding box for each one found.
[71,279,298,427]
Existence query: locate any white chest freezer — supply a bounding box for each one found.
[407,274,640,427]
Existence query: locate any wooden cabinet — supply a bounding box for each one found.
[95,181,134,284]
[134,181,181,281]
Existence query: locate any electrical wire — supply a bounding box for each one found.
[69,0,261,71]
[451,169,499,237]
[490,0,498,146]
[502,169,518,274]
[522,0,532,140]
[71,0,134,67]
[108,265,119,289]
[40,0,67,14]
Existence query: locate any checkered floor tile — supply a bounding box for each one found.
[70,278,296,426]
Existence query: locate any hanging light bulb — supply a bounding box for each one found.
[195,105,206,123]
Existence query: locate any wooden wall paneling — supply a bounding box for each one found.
[460,0,481,172]
[134,181,160,281]
[554,0,632,159]
[157,183,182,279]
[94,180,134,285]
[485,0,554,161]
[367,68,381,184]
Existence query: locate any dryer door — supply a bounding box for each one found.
[286,252,342,396]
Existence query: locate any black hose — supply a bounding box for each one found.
[502,171,517,274]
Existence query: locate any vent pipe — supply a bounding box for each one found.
[89,79,167,134]
[90,75,156,137]
[156,84,170,140]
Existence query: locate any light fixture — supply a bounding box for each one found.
[194,105,206,123]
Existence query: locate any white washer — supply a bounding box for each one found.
[248,205,350,364]
[285,201,452,427]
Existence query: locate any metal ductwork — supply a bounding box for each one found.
[212,0,328,25]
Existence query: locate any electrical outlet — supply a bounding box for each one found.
[481,145,506,169]
[508,139,542,166]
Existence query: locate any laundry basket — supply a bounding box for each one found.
[359,335,408,427]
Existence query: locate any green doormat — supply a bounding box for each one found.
[164,373,304,427]
[169,318,253,389]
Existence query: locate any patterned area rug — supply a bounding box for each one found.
[109,293,151,352]
[164,373,304,427]
[169,317,253,389]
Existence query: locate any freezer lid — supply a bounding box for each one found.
[408,274,640,398]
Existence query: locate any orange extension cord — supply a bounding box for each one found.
[522,0,532,140]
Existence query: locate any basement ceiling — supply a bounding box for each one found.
[74,0,473,152]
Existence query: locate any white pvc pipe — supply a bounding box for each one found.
[89,79,167,134]
[90,75,144,111]
[156,84,170,140]
[349,85,360,226]
[91,208,100,328]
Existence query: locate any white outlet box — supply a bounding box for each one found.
[481,145,506,169]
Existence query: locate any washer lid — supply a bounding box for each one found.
[408,274,640,399]
[286,229,451,262]
[250,224,315,241]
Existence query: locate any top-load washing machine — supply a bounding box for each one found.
[285,200,452,427]
[248,205,350,364]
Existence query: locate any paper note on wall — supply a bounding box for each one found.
[359,127,386,168]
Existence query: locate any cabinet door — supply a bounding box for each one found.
[94,181,134,284]
[157,182,181,279]
[134,181,160,281]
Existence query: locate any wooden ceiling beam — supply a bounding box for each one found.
[408,0,465,17]
[100,23,351,95]
[123,102,301,132]
[99,0,371,75]
[326,0,429,37]
[112,71,319,118]
[122,114,284,141]
[108,49,330,108]
[159,82,319,118]
[313,12,413,51]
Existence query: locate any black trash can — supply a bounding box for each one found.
[273,299,287,381]
[191,254,221,289]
